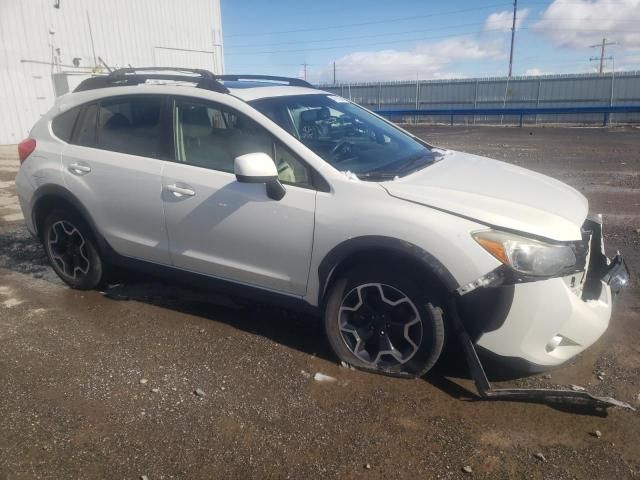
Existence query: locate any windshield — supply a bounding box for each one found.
[249,94,433,179]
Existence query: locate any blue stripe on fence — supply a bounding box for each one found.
[373,105,640,126]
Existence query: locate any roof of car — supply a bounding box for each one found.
[228,85,328,102]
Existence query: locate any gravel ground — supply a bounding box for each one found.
[0,127,639,479]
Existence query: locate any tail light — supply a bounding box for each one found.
[18,138,37,164]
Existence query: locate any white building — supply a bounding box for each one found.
[0,0,224,144]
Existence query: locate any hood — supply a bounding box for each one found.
[381,151,588,241]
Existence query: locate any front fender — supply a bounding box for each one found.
[316,235,459,306]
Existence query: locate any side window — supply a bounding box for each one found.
[51,106,80,142]
[174,100,272,173]
[73,103,98,147]
[174,99,312,187]
[96,97,164,157]
[274,142,311,187]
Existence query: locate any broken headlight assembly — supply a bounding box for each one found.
[458,230,583,296]
[472,230,577,277]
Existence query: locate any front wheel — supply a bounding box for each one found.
[324,265,445,377]
[42,210,105,290]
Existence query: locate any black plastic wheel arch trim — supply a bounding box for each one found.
[31,185,111,254]
[317,236,459,306]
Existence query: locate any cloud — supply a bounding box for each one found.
[484,8,530,32]
[313,37,504,83]
[524,68,549,76]
[533,0,640,49]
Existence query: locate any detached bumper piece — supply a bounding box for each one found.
[582,215,631,300]
[449,301,635,412]
[603,253,630,295]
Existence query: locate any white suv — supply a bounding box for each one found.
[15,68,629,378]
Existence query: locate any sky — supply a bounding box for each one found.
[220,0,640,83]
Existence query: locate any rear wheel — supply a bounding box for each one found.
[324,264,445,377]
[42,210,104,290]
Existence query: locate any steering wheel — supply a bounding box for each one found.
[329,140,352,161]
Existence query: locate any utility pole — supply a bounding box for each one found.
[590,54,613,74]
[590,38,616,74]
[508,0,517,77]
[301,63,308,81]
[333,61,336,84]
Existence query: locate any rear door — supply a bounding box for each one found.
[61,95,172,264]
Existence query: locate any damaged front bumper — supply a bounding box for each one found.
[459,214,630,368]
[451,214,633,411]
[449,298,635,411]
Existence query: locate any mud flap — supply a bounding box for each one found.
[449,300,635,412]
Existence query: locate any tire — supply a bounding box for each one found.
[42,209,104,290]
[324,264,445,378]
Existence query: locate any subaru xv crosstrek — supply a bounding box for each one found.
[15,69,629,378]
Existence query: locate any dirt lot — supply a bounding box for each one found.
[1,127,639,479]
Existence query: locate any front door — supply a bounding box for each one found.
[162,97,317,295]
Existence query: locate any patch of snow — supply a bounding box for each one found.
[314,372,337,383]
[2,298,23,308]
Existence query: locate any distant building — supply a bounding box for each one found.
[0,0,224,144]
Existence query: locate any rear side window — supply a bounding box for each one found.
[51,106,80,142]
[74,103,98,147]
[97,97,164,158]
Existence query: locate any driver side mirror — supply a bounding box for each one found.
[234,152,286,201]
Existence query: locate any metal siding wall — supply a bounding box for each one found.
[319,71,640,125]
[0,0,223,144]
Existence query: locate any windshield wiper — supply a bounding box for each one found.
[355,171,401,180]
[396,153,434,173]
[363,152,433,178]
[357,153,433,181]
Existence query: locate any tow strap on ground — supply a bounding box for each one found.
[449,300,635,412]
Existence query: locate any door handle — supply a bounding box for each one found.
[68,162,91,175]
[166,184,196,198]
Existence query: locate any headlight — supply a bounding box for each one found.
[472,230,577,277]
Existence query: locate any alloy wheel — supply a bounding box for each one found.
[338,283,423,368]
[48,220,91,280]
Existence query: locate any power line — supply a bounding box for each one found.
[226,31,488,55]
[226,26,640,57]
[226,21,487,49]
[224,3,512,38]
[225,23,640,56]
[228,53,640,68]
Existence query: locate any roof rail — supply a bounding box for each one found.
[74,67,229,94]
[217,74,314,88]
